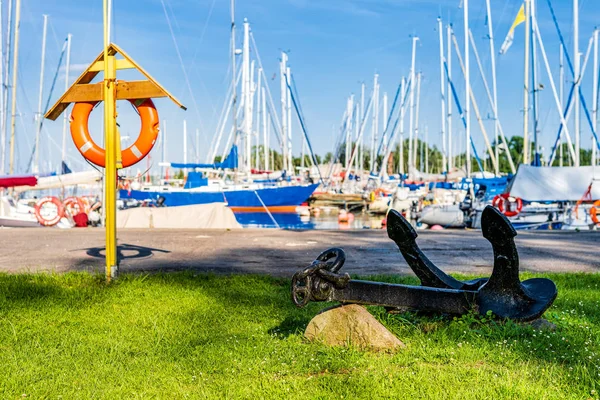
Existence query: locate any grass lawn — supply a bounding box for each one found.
[0,272,599,399]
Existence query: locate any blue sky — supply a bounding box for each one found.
[4,0,600,173]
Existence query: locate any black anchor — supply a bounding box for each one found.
[291,205,557,322]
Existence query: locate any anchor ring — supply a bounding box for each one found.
[315,248,346,273]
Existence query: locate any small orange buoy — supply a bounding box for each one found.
[338,210,354,223]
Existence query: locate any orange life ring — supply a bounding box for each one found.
[492,193,523,217]
[63,196,86,216]
[34,196,64,226]
[590,200,600,225]
[70,98,159,168]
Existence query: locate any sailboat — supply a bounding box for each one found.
[120,9,318,213]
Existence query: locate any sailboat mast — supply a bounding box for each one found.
[370,73,379,172]
[573,0,580,166]
[345,95,353,170]
[463,0,471,177]
[413,72,422,172]
[359,82,365,173]
[60,34,72,169]
[558,44,564,165]
[447,24,453,172]
[242,18,251,174]
[593,29,598,167]
[437,17,447,173]
[162,119,167,178]
[279,52,288,172]
[0,0,12,175]
[0,0,4,175]
[530,0,540,166]
[408,36,418,179]
[230,0,238,172]
[33,14,48,174]
[286,66,292,173]
[262,87,267,170]
[183,119,187,164]
[485,0,500,175]
[523,0,531,165]
[398,77,406,175]
[8,0,21,174]
[256,67,262,170]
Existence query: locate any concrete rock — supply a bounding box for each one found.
[527,318,557,331]
[305,304,405,351]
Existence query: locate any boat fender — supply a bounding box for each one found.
[63,196,86,216]
[70,98,159,168]
[591,200,600,225]
[34,196,65,226]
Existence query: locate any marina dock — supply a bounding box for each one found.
[1,228,597,276]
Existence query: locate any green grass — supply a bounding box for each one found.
[0,272,599,399]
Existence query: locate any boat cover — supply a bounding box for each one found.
[0,175,37,188]
[13,171,102,192]
[508,165,600,201]
[117,203,242,229]
[171,145,238,170]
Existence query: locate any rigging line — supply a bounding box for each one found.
[187,0,218,71]
[249,31,284,139]
[26,37,68,172]
[160,0,206,141]
[443,59,485,172]
[48,18,62,51]
[285,72,324,184]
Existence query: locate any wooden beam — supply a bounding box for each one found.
[116,80,167,100]
[89,58,135,72]
[62,83,103,103]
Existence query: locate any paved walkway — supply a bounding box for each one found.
[1,228,598,277]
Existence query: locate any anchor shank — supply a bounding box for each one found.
[486,240,523,292]
[397,245,466,289]
[330,280,477,315]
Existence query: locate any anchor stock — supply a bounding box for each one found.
[291,205,557,322]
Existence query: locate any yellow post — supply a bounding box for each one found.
[103,0,117,281]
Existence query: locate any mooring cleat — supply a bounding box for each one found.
[386,209,487,291]
[476,206,558,321]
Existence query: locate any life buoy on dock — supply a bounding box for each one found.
[63,196,86,216]
[492,193,523,217]
[590,200,600,225]
[34,196,65,226]
[70,98,159,168]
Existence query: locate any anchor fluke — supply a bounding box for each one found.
[476,206,558,321]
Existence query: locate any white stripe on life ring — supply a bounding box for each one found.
[79,141,93,153]
[130,145,142,159]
